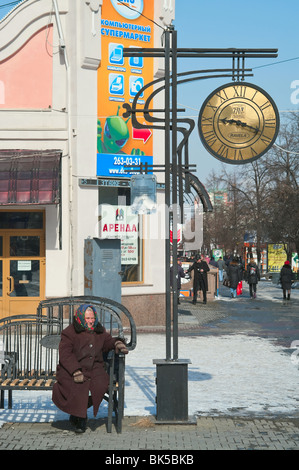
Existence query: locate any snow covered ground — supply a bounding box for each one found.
[125,333,299,418]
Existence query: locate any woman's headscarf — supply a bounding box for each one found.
[74,304,98,331]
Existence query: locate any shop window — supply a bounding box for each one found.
[99,186,143,283]
[0,211,43,229]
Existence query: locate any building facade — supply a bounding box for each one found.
[0,0,175,324]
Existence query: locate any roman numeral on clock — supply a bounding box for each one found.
[203,130,217,147]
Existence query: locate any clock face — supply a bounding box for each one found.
[198,82,280,164]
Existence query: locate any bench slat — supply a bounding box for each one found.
[28,379,37,386]
[11,379,20,386]
[19,379,29,386]
[1,378,12,386]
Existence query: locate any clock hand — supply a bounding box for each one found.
[220,118,259,135]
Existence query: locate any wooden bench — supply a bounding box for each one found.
[0,296,136,433]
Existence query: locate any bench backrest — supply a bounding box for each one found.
[0,315,61,380]
[36,296,137,350]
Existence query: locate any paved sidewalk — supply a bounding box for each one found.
[1,415,299,450]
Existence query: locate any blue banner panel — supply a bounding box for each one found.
[97,153,153,177]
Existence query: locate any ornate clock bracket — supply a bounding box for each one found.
[230,49,274,81]
[232,50,247,81]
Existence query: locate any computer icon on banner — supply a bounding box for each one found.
[109,44,124,65]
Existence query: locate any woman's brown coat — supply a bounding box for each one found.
[52,320,120,418]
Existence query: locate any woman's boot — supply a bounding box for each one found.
[75,417,87,433]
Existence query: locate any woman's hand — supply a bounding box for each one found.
[115,341,128,355]
[73,370,84,383]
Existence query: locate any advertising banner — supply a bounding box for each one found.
[212,249,223,261]
[267,244,287,272]
[99,205,139,264]
[292,253,299,272]
[97,0,154,177]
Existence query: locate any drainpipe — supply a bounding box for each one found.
[52,0,74,296]
[52,0,69,67]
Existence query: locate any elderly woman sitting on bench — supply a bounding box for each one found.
[52,304,128,433]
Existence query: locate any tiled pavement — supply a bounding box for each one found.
[1,415,299,450]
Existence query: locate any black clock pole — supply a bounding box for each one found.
[171,27,179,360]
[154,27,192,424]
[164,28,171,362]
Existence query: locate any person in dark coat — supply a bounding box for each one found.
[52,304,128,433]
[246,258,260,299]
[170,260,185,304]
[227,257,242,299]
[209,256,218,268]
[217,256,226,282]
[187,254,210,304]
[280,260,293,300]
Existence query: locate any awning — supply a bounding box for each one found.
[0,150,61,205]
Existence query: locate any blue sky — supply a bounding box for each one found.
[1,0,298,182]
[0,0,20,18]
[175,0,299,111]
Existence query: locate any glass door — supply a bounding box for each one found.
[9,236,41,297]
[0,220,45,318]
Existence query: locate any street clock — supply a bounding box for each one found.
[198,82,280,164]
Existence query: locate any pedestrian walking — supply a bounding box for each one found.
[170,260,185,304]
[52,304,128,433]
[224,254,232,267]
[217,256,226,282]
[209,256,218,268]
[236,256,244,296]
[279,260,293,301]
[246,258,260,299]
[227,257,242,298]
[187,254,210,304]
